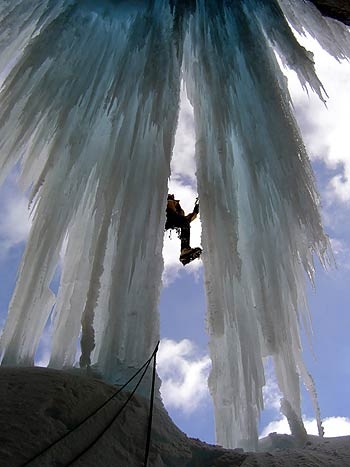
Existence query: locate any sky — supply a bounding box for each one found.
[0,26,349,447]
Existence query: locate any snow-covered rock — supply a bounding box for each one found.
[1,368,349,466]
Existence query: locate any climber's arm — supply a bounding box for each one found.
[186,200,199,223]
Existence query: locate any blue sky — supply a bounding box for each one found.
[0,32,349,446]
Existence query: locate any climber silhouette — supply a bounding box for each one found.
[165,194,201,265]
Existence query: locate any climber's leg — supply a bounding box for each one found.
[180,219,191,252]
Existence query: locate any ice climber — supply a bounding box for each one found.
[165,194,202,265]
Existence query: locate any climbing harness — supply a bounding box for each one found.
[167,226,181,240]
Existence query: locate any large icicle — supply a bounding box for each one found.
[0,1,181,377]
[277,0,350,61]
[184,0,332,450]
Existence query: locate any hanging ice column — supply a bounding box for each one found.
[0,1,181,378]
[184,0,332,449]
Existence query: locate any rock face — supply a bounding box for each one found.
[309,0,350,25]
[1,368,350,467]
[0,367,248,466]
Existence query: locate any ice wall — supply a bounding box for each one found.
[183,0,335,449]
[0,0,347,451]
[0,0,181,379]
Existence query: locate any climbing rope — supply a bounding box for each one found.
[65,344,159,466]
[143,340,159,467]
[22,341,160,467]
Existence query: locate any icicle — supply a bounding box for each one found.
[248,0,328,102]
[0,1,72,85]
[280,398,308,445]
[299,362,324,437]
[277,0,350,61]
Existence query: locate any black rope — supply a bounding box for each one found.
[22,344,158,467]
[65,347,157,467]
[143,341,159,467]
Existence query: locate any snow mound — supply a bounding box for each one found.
[1,368,349,466]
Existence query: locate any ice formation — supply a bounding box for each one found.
[0,0,348,450]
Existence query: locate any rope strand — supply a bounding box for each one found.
[65,352,154,466]
[23,342,159,466]
[143,341,159,467]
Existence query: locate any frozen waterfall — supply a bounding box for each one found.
[0,0,348,450]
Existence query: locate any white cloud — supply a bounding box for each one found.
[287,34,350,204]
[261,416,350,438]
[320,417,350,437]
[263,374,283,412]
[0,181,31,257]
[260,417,290,438]
[260,364,350,440]
[171,87,196,182]
[157,338,211,414]
[329,237,350,269]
